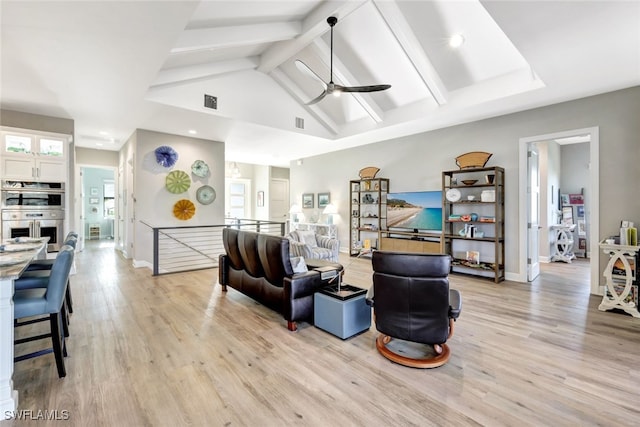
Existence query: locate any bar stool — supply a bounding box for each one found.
[13,245,74,378]
[18,233,78,314]
[26,231,78,271]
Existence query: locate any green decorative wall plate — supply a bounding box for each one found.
[166,170,191,194]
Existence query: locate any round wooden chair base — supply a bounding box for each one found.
[375,335,451,368]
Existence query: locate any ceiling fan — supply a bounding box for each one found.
[296,16,391,105]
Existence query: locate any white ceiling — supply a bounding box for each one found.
[2,0,639,167]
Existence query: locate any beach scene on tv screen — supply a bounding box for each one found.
[387,191,442,231]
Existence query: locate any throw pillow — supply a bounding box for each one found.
[290,256,308,273]
[297,230,318,247]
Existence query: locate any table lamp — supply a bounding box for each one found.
[289,204,302,222]
[323,203,337,224]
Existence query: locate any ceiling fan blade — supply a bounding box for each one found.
[340,84,392,93]
[295,60,327,89]
[306,90,328,105]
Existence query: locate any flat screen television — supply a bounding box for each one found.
[387,191,442,233]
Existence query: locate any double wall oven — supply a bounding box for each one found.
[1,180,65,248]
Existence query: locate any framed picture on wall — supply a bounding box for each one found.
[302,193,314,209]
[318,193,330,208]
[569,194,584,205]
[577,219,586,236]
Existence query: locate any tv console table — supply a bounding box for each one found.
[379,230,443,254]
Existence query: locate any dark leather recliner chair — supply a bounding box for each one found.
[368,251,461,368]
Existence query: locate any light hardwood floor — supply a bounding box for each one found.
[7,242,640,426]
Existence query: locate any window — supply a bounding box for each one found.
[226,179,251,219]
[103,180,115,218]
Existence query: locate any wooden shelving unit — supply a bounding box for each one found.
[442,166,505,283]
[349,178,388,257]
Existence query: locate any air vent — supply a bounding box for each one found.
[295,117,304,129]
[204,94,217,109]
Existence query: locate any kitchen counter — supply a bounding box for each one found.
[0,239,47,413]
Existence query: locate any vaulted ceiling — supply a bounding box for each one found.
[2,1,639,167]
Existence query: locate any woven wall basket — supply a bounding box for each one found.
[359,166,380,179]
[455,152,492,169]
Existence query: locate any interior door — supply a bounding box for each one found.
[269,178,289,223]
[527,145,541,281]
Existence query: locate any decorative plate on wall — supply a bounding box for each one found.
[196,185,216,205]
[154,145,178,168]
[166,170,191,193]
[173,199,196,220]
[191,160,210,177]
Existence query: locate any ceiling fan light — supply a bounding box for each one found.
[333,90,341,98]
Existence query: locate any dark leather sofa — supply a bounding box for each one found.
[219,228,330,331]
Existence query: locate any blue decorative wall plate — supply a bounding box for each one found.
[155,145,178,168]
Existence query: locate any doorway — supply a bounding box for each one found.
[77,166,118,251]
[519,127,600,294]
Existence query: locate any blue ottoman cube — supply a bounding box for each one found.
[314,286,371,339]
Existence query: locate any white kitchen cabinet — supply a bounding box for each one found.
[1,129,68,181]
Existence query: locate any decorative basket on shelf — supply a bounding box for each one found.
[455,152,492,169]
[359,166,380,179]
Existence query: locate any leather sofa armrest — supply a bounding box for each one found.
[449,289,462,320]
[284,271,322,299]
[283,271,323,323]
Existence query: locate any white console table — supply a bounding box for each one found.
[550,224,576,263]
[598,240,640,318]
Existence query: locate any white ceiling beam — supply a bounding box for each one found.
[172,22,301,53]
[310,40,386,123]
[258,0,368,73]
[152,57,260,87]
[373,0,448,105]
[270,68,339,135]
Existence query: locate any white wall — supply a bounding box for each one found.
[290,86,640,281]
[76,147,118,167]
[127,129,225,267]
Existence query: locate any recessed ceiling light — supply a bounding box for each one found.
[188,129,197,135]
[99,131,109,136]
[96,142,104,146]
[449,33,465,48]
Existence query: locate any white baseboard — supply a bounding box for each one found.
[132,259,153,271]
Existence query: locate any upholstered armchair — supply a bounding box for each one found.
[368,251,462,368]
[286,229,339,262]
